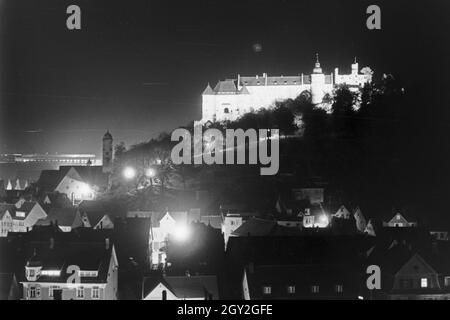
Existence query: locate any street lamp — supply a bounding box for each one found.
[145,168,156,178]
[172,225,190,242]
[123,167,136,179]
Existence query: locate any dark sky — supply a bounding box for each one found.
[0,0,449,157]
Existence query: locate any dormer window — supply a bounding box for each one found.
[287,285,296,294]
[16,211,25,218]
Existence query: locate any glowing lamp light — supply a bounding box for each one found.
[80,183,92,196]
[145,168,156,178]
[172,225,190,242]
[123,167,136,179]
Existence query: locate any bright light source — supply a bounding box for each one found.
[172,225,190,242]
[358,296,364,300]
[123,167,136,179]
[80,183,92,195]
[145,168,156,178]
[319,214,329,224]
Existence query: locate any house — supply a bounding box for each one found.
[242,263,360,300]
[0,273,20,300]
[41,192,73,209]
[78,200,114,230]
[148,211,201,267]
[142,275,219,300]
[20,237,118,300]
[302,205,330,228]
[37,166,108,206]
[384,213,417,228]
[35,207,84,232]
[199,215,223,230]
[0,201,47,233]
[334,205,351,219]
[0,209,13,237]
[354,207,367,232]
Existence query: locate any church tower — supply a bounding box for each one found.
[102,131,113,173]
[310,53,326,104]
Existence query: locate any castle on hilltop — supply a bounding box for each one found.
[198,55,372,124]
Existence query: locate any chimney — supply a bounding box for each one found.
[105,238,110,250]
[49,237,55,250]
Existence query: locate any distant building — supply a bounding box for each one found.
[37,166,108,206]
[0,201,47,233]
[384,213,417,228]
[334,205,351,219]
[20,238,118,300]
[35,207,84,232]
[142,275,219,300]
[198,56,372,123]
[102,131,113,174]
[0,209,13,237]
[242,263,359,300]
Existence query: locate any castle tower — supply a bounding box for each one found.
[202,83,216,123]
[351,57,359,75]
[310,53,326,104]
[102,131,113,173]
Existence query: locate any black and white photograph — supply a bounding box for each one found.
[0,0,449,307]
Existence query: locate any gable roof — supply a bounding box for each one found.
[21,240,114,283]
[35,207,83,228]
[232,218,277,237]
[143,275,219,299]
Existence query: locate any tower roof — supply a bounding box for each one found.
[103,130,113,140]
[202,83,215,95]
[213,80,237,93]
[313,53,323,74]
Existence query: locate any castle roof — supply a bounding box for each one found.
[103,131,112,140]
[239,75,312,86]
[213,79,237,93]
[202,84,215,95]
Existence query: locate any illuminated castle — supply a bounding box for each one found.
[199,55,372,123]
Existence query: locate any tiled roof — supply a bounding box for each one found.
[22,240,114,283]
[240,75,312,86]
[35,207,82,228]
[213,79,237,93]
[143,275,219,299]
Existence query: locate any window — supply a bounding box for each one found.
[311,285,320,293]
[49,286,60,298]
[224,108,230,114]
[28,269,35,278]
[445,277,450,287]
[92,287,100,299]
[287,285,296,294]
[421,278,428,288]
[16,211,25,218]
[335,284,344,293]
[76,286,85,299]
[29,286,36,298]
[262,286,271,295]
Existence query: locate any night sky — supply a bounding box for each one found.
[0,0,449,157]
